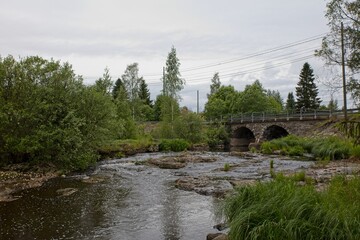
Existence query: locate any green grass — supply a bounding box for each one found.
[260,135,355,160]
[224,163,231,171]
[224,175,360,240]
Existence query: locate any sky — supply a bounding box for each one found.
[1,0,349,111]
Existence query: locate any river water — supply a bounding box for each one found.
[0,152,313,240]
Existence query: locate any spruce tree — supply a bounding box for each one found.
[112,78,127,100]
[285,92,296,112]
[295,62,321,111]
[138,77,152,106]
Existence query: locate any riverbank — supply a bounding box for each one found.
[0,163,60,202]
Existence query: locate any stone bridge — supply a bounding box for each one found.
[228,119,320,151]
[226,109,355,151]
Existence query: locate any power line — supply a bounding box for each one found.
[142,33,328,78]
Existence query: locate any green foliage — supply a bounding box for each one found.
[295,62,321,110]
[237,80,272,113]
[285,92,296,112]
[270,160,274,169]
[138,77,152,107]
[204,80,284,120]
[206,122,229,150]
[0,55,124,170]
[208,72,221,97]
[153,95,180,122]
[95,67,113,95]
[159,139,189,152]
[224,175,360,240]
[173,110,205,143]
[204,85,237,120]
[163,46,185,99]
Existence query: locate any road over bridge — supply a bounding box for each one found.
[227,109,357,151]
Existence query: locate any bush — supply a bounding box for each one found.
[206,123,229,150]
[159,139,189,152]
[224,176,360,240]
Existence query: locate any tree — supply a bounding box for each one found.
[121,63,142,120]
[295,63,321,110]
[174,109,204,143]
[112,78,127,100]
[95,67,113,95]
[0,55,120,170]
[238,80,279,113]
[208,72,221,97]
[316,0,360,104]
[163,46,185,99]
[267,90,284,111]
[138,77,152,106]
[285,92,296,112]
[204,85,238,120]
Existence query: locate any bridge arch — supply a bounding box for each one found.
[231,127,255,151]
[262,125,289,141]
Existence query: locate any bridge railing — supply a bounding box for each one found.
[225,108,360,123]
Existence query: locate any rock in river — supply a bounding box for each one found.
[56,188,78,196]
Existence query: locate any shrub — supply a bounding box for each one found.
[159,139,189,152]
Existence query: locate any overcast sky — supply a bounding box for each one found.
[2,0,348,111]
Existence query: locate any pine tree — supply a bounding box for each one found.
[138,77,152,106]
[295,62,321,110]
[285,92,296,112]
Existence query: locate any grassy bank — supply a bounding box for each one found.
[260,135,360,160]
[224,175,360,240]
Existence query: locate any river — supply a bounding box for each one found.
[0,152,313,240]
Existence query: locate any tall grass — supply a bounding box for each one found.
[260,135,354,160]
[224,176,360,240]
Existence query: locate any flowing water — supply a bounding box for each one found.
[0,152,313,240]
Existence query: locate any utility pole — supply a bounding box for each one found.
[341,22,348,123]
[197,90,199,114]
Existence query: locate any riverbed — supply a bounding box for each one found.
[0,152,314,239]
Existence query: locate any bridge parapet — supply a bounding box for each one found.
[227,109,359,124]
